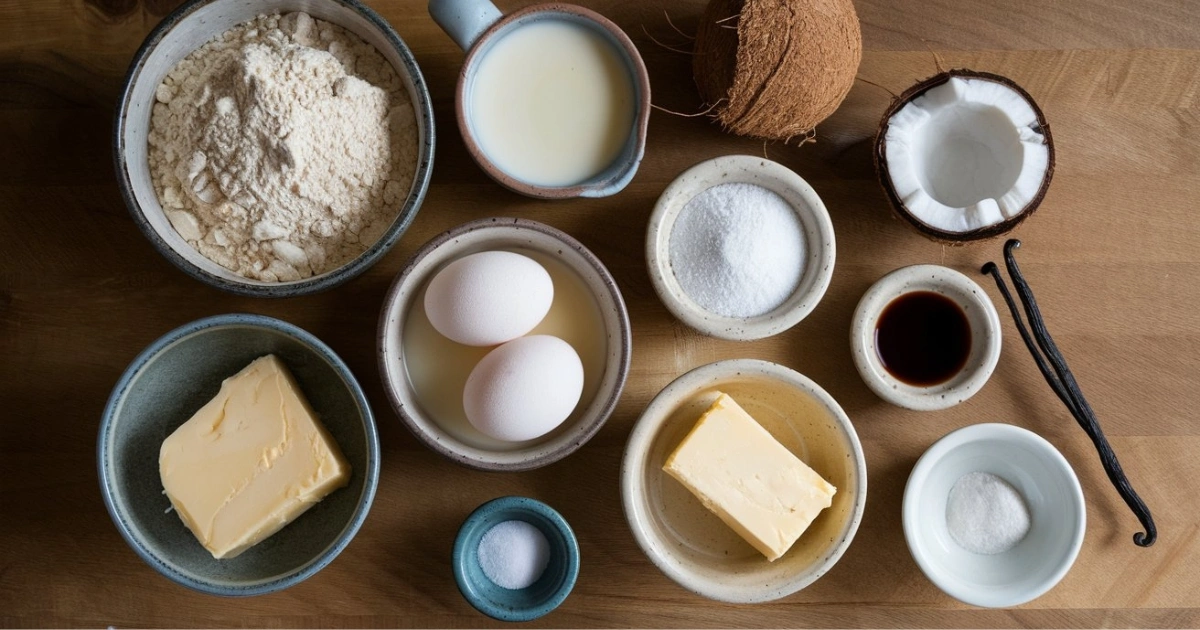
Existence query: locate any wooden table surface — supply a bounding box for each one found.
[3,0,1200,626]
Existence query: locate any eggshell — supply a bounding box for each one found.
[424,251,554,346]
[463,335,584,442]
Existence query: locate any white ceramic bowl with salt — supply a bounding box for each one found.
[646,155,836,341]
[903,423,1085,608]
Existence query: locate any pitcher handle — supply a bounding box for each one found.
[428,0,503,51]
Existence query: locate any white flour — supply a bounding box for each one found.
[148,12,417,281]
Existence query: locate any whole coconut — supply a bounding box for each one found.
[693,0,862,141]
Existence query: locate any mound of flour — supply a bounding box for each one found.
[148,12,417,281]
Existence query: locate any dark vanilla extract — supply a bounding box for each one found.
[875,291,971,386]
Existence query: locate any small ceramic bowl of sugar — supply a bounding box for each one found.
[646,155,836,341]
[114,0,435,297]
[452,496,580,622]
[903,423,1085,608]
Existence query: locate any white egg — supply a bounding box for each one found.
[424,251,554,346]
[463,335,584,442]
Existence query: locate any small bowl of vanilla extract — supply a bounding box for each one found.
[850,265,1002,411]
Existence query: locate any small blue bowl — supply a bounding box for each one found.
[453,497,580,622]
[98,314,380,596]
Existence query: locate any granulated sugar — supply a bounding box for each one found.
[669,183,806,318]
[148,12,418,281]
[477,520,550,590]
[945,471,1031,555]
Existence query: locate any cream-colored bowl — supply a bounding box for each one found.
[377,218,631,471]
[646,155,836,341]
[850,264,1001,411]
[621,359,866,603]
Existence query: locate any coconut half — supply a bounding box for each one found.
[875,70,1054,241]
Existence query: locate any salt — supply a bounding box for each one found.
[669,183,806,318]
[477,520,551,590]
[945,471,1031,555]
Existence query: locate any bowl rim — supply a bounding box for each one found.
[645,154,837,341]
[620,358,867,603]
[96,313,381,596]
[377,217,632,471]
[850,264,1002,411]
[111,0,436,297]
[453,3,651,199]
[901,422,1086,608]
[451,496,580,621]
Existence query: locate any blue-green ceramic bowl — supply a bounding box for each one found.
[453,496,580,622]
[98,314,380,596]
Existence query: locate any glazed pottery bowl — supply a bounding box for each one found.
[98,314,379,596]
[622,359,866,603]
[114,0,435,297]
[429,0,650,198]
[851,264,1001,410]
[452,496,580,621]
[903,423,1085,607]
[378,217,631,471]
[646,155,836,341]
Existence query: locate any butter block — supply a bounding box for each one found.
[159,354,351,559]
[663,393,836,561]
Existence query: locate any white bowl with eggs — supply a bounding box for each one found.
[377,218,631,471]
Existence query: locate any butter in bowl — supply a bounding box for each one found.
[621,359,866,603]
[98,314,379,596]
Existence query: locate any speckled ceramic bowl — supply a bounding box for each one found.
[114,0,435,297]
[621,359,866,603]
[452,496,580,621]
[98,314,379,596]
[903,423,1085,607]
[378,218,631,471]
[646,155,836,341]
[851,264,1002,411]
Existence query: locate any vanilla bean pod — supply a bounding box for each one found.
[982,239,1156,547]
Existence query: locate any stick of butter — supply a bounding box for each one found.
[663,392,836,562]
[159,354,351,559]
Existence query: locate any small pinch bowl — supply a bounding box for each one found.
[646,155,836,341]
[903,423,1085,608]
[98,314,380,596]
[622,359,866,603]
[851,264,1001,411]
[452,496,580,622]
[378,217,631,471]
[114,0,435,297]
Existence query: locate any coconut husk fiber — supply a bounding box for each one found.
[694,0,862,141]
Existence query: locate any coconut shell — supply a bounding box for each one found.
[693,0,862,141]
[873,69,1056,243]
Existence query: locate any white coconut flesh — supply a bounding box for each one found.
[884,77,1050,234]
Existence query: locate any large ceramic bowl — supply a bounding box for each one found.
[622,359,866,603]
[903,423,1085,608]
[113,0,435,297]
[378,218,631,471]
[98,314,380,596]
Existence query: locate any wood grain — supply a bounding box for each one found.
[2,0,1199,627]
